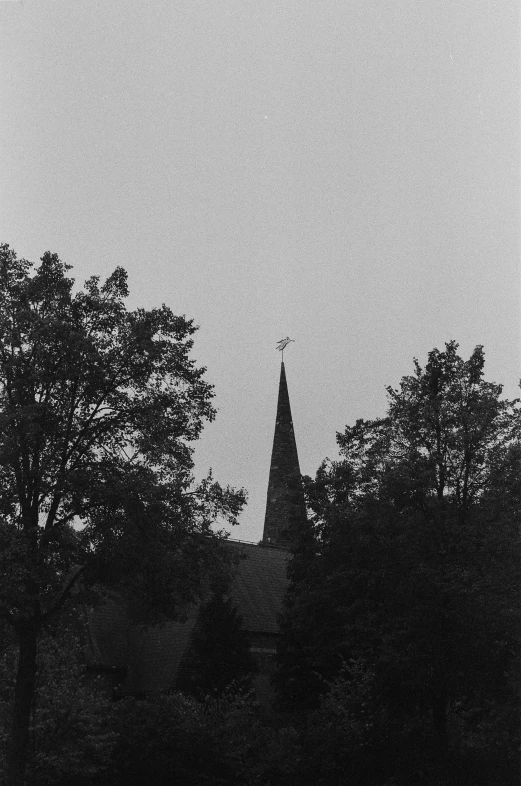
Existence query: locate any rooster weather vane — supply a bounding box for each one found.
[276,336,295,361]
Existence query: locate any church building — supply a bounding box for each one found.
[86,359,306,698]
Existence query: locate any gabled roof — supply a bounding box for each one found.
[86,600,199,693]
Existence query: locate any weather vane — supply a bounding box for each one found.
[276,336,294,361]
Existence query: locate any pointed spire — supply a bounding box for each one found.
[263,362,307,546]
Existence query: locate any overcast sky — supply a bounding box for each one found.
[1,1,519,541]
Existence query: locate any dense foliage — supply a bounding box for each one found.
[1,631,300,786]
[0,245,245,782]
[1,261,518,786]
[0,626,116,785]
[275,342,521,782]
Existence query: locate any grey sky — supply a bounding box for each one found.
[1,1,519,541]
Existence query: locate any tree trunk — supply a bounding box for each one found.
[7,622,38,785]
[432,690,448,747]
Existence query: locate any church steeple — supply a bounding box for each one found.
[263,361,307,546]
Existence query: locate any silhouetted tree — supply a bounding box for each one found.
[276,343,520,771]
[0,245,246,783]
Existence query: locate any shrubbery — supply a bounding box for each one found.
[0,629,116,785]
[1,635,518,785]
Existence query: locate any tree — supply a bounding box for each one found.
[276,343,520,767]
[0,244,246,783]
[176,576,258,699]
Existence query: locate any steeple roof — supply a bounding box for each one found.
[263,362,307,546]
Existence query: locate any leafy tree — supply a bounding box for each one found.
[0,245,246,783]
[275,343,520,765]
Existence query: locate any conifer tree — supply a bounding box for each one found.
[177,577,257,698]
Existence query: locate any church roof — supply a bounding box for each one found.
[86,601,198,694]
[86,597,130,669]
[86,540,289,694]
[125,613,198,694]
[227,541,290,634]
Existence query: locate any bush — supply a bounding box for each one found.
[0,628,116,785]
[108,689,303,786]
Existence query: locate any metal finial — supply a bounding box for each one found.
[276,336,294,361]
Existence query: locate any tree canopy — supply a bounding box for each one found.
[275,342,520,763]
[0,244,246,782]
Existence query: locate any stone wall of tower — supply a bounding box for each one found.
[263,362,307,546]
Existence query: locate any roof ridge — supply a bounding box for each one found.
[226,538,290,552]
